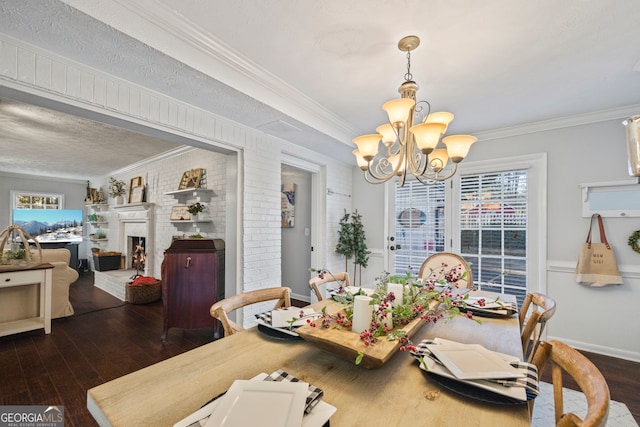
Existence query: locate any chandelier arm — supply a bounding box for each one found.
[423,162,459,182]
[414,100,432,123]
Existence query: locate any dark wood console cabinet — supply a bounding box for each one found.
[161,239,225,340]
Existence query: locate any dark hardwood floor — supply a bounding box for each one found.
[0,272,638,426]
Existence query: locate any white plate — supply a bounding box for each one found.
[173,373,336,427]
[417,340,527,402]
[329,286,375,296]
[204,380,308,427]
[426,343,524,380]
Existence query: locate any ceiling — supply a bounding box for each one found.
[1,0,639,180]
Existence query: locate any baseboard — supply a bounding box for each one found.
[291,292,310,303]
[547,335,640,363]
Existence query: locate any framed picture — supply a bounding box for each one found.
[178,168,204,189]
[170,205,190,221]
[281,183,296,228]
[129,176,144,203]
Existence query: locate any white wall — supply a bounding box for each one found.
[460,119,640,361]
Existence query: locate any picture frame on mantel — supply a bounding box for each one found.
[129,176,144,204]
[170,206,190,221]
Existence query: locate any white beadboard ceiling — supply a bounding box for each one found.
[1,0,640,180]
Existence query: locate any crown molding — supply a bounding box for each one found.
[475,104,640,141]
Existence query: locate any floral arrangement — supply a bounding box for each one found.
[108,177,126,198]
[306,265,475,362]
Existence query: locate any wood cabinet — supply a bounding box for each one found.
[161,239,225,340]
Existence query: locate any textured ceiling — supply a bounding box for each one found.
[1,0,640,180]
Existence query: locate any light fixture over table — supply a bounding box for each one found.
[352,35,477,186]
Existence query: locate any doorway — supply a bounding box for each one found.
[281,164,313,302]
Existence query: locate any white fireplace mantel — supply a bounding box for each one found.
[114,203,155,276]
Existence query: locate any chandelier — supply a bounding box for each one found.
[352,35,477,186]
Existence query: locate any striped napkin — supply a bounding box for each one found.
[410,339,539,400]
[264,369,324,414]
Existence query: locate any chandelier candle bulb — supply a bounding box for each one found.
[387,283,404,307]
[352,295,373,333]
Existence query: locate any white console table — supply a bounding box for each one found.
[0,263,53,337]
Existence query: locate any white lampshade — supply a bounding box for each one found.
[409,122,446,153]
[353,134,381,161]
[382,98,415,125]
[376,123,397,147]
[428,148,449,172]
[442,134,477,163]
[424,112,454,133]
[352,149,369,171]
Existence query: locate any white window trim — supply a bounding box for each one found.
[449,153,548,295]
[10,190,65,223]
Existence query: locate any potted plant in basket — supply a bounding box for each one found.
[187,202,205,220]
[5,248,26,265]
[108,177,126,205]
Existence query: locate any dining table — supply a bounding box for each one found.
[87,291,531,426]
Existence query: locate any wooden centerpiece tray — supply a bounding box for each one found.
[295,305,428,369]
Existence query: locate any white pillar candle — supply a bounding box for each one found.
[352,295,373,333]
[387,283,404,307]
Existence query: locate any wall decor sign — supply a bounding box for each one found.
[281,183,296,228]
[170,205,190,221]
[178,168,204,189]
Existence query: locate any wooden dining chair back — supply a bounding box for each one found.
[519,292,556,362]
[309,271,350,302]
[418,252,473,289]
[210,287,291,337]
[531,340,609,427]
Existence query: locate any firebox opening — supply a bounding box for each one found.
[129,236,146,271]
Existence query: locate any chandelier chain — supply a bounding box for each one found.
[404,50,413,82]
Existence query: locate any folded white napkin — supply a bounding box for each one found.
[271,307,316,328]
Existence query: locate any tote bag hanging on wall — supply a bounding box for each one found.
[575,214,623,287]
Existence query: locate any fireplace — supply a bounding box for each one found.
[94,203,154,301]
[115,203,154,276]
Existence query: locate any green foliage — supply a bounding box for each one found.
[335,210,371,271]
[6,248,26,260]
[187,202,205,215]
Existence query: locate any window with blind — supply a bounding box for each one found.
[459,170,528,305]
[394,180,445,275]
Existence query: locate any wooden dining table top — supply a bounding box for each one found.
[87,291,530,426]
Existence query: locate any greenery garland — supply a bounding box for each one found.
[628,229,640,254]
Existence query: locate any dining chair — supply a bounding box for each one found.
[418,252,473,289]
[519,292,556,363]
[530,340,609,427]
[308,271,350,302]
[210,287,291,337]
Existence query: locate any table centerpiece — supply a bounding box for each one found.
[295,265,475,368]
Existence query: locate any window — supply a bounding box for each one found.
[11,191,63,210]
[459,170,528,305]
